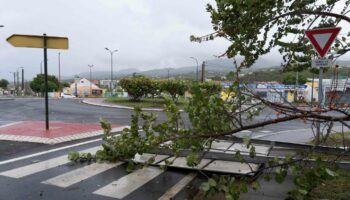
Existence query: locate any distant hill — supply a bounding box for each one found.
[61,58,302,80]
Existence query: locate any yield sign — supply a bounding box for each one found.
[305,27,341,58]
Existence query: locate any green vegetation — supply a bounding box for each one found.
[119,76,189,102]
[309,170,350,200]
[105,97,186,109]
[0,79,9,89]
[229,67,350,83]
[70,1,350,199]
[30,74,59,95]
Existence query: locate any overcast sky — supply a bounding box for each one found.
[0,0,349,81]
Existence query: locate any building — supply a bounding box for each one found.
[99,80,118,88]
[65,78,103,97]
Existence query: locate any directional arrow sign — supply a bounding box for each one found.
[6,33,69,130]
[305,27,341,58]
[7,34,68,49]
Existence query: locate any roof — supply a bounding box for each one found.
[305,82,318,88]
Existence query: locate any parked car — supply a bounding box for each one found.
[61,93,76,98]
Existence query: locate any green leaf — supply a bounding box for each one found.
[68,151,80,161]
[325,168,337,177]
[126,162,135,173]
[200,182,210,192]
[298,189,308,195]
[275,173,285,184]
[208,178,217,187]
[263,175,271,182]
[252,181,260,191]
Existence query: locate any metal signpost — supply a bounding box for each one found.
[7,34,69,130]
[305,27,341,143]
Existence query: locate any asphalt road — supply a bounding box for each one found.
[0,97,316,159]
[0,98,324,199]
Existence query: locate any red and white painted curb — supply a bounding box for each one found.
[0,126,129,144]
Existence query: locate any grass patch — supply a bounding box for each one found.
[305,132,350,199]
[105,97,186,109]
[309,131,350,147]
[308,131,350,161]
[309,170,350,200]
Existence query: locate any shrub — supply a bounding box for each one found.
[160,80,187,102]
[119,76,153,101]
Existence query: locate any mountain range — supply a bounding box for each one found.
[62,58,350,81]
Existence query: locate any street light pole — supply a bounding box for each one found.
[88,65,94,96]
[167,68,171,81]
[190,57,199,81]
[58,52,61,97]
[40,61,43,74]
[105,48,118,95]
[21,68,24,92]
[9,72,15,94]
[16,67,23,95]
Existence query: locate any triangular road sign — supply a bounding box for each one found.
[305,27,341,58]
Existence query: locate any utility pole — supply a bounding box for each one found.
[58,52,61,97]
[167,68,171,81]
[16,70,19,93]
[10,72,15,94]
[190,57,199,81]
[88,65,94,96]
[21,68,24,92]
[201,61,205,83]
[40,61,43,74]
[294,71,299,101]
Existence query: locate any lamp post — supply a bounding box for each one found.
[105,48,118,94]
[88,65,94,96]
[9,72,15,95]
[190,57,199,81]
[17,67,23,94]
[74,75,79,97]
[167,68,172,81]
[58,52,61,97]
[40,61,43,74]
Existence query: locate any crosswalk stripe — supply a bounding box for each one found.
[93,166,163,199]
[0,138,102,166]
[0,146,100,178]
[158,172,197,200]
[42,162,123,188]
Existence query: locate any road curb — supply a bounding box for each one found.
[0,98,14,101]
[0,126,129,144]
[81,99,165,111]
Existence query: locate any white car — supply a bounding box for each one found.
[61,93,76,98]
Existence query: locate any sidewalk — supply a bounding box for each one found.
[0,121,128,144]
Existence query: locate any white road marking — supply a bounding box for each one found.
[0,146,101,178]
[0,121,22,128]
[259,130,272,133]
[42,162,123,188]
[132,153,170,164]
[93,166,163,199]
[252,128,311,139]
[204,160,259,174]
[158,173,197,200]
[159,157,212,170]
[0,138,102,166]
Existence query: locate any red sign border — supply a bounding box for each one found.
[305,27,341,58]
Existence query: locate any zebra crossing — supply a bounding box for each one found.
[0,141,196,200]
[0,139,271,199]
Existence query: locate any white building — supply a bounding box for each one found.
[66,78,103,97]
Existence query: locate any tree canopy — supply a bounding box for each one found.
[0,79,9,89]
[191,0,350,71]
[30,74,59,94]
